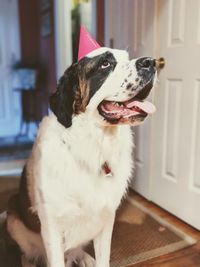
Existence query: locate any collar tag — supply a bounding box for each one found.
[102,162,113,177]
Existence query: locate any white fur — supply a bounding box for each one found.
[87,47,129,62]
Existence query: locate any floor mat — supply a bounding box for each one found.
[110,197,196,267]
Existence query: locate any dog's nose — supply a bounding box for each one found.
[136,57,155,71]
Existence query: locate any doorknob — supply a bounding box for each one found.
[155,57,165,70]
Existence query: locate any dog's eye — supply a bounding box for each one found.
[101,60,111,69]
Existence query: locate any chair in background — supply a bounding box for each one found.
[13,67,48,139]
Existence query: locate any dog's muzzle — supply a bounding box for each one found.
[97,56,164,125]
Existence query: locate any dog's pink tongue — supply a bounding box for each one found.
[126,100,156,114]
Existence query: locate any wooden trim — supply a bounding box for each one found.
[96,0,105,45]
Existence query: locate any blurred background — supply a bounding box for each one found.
[0,0,98,176]
[0,0,200,231]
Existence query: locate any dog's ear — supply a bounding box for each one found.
[50,63,79,128]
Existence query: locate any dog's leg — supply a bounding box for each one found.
[38,207,65,267]
[78,252,95,267]
[65,247,95,267]
[93,213,115,267]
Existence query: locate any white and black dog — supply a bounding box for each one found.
[5,48,163,267]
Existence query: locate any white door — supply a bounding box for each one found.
[0,0,21,137]
[150,0,200,230]
[106,0,200,230]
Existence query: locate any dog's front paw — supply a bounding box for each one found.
[79,252,95,267]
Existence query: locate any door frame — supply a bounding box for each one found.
[96,0,105,45]
[54,0,102,80]
[53,0,72,80]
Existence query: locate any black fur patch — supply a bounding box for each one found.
[83,51,117,99]
[50,51,117,128]
[126,83,132,90]
[18,167,41,233]
[50,63,79,128]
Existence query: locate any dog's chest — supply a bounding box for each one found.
[33,118,133,248]
[53,143,128,215]
[60,184,116,249]
[62,167,131,250]
[36,143,124,201]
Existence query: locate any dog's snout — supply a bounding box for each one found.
[136,57,155,71]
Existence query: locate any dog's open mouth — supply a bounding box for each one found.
[98,82,156,124]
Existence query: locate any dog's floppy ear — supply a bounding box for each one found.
[50,63,79,128]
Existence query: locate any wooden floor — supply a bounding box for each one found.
[129,191,200,267]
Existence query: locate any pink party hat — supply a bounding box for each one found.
[78,25,101,61]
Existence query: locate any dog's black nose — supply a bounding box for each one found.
[136,57,155,71]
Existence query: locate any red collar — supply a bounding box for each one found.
[102,162,113,176]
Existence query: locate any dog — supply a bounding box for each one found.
[5,47,161,267]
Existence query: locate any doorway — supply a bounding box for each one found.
[0,0,57,175]
[0,0,21,138]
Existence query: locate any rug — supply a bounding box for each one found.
[109,197,196,267]
[0,177,196,267]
